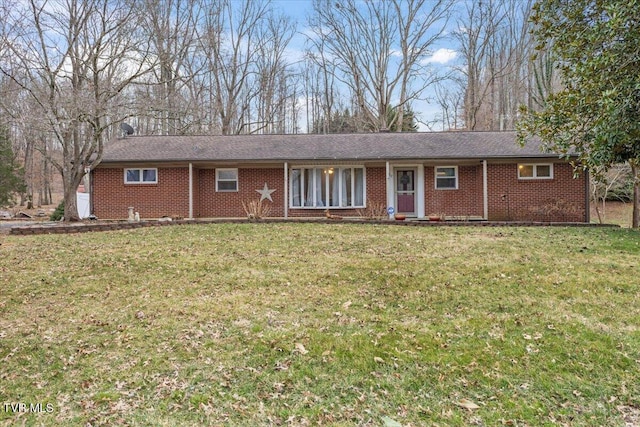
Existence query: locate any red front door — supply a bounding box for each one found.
[396,169,416,215]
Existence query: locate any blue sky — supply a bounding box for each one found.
[270,0,461,130]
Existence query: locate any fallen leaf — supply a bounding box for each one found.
[456,398,480,410]
[381,415,403,427]
[294,343,308,355]
[374,356,385,364]
[342,300,352,309]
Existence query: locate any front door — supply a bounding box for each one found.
[395,169,416,216]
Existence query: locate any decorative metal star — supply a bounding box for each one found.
[256,182,276,202]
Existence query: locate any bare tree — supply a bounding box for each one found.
[0,0,152,221]
[455,0,533,130]
[308,0,452,132]
[434,80,464,130]
[308,0,394,131]
[392,0,453,131]
[253,11,296,134]
[137,0,204,135]
[200,0,271,135]
[304,41,340,134]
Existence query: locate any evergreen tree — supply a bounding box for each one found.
[312,106,419,133]
[388,106,419,132]
[518,0,640,227]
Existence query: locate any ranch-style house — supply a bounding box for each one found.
[91,131,589,222]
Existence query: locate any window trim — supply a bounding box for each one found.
[216,168,239,192]
[289,165,366,209]
[124,168,158,184]
[435,166,458,190]
[518,163,554,180]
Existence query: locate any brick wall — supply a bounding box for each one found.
[93,163,587,222]
[425,165,484,217]
[198,168,284,217]
[92,167,190,219]
[487,162,586,222]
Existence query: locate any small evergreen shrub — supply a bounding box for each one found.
[50,201,64,221]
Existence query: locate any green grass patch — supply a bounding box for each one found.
[1,223,639,426]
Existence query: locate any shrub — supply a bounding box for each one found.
[242,198,271,220]
[50,201,64,221]
[357,200,388,220]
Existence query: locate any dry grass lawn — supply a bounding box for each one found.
[0,223,639,426]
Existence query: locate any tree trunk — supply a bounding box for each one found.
[63,189,80,222]
[631,160,639,228]
[62,169,83,221]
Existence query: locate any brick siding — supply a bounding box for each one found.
[198,168,284,217]
[425,165,484,217]
[92,167,190,219]
[487,163,586,222]
[92,162,587,222]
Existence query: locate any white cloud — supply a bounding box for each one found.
[423,48,457,65]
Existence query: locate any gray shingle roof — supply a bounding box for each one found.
[100,131,556,164]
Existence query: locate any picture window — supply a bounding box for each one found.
[290,166,365,208]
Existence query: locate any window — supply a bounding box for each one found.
[216,168,238,191]
[435,166,458,189]
[290,166,365,208]
[518,163,553,179]
[125,168,157,184]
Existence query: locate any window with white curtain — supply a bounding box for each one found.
[124,168,157,184]
[290,167,365,208]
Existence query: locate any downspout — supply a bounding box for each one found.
[585,168,590,223]
[188,163,193,219]
[386,161,392,219]
[482,160,488,220]
[284,162,288,218]
[86,167,93,217]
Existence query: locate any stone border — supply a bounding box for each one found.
[8,218,619,235]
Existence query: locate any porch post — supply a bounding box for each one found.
[188,163,194,219]
[284,162,288,218]
[482,160,488,220]
[417,164,425,218]
[386,161,393,219]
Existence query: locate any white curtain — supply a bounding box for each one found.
[294,167,365,208]
[315,168,324,206]
[341,168,351,206]
[291,169,301,207]
[354,168,364,206]
[305,169,313,206]
[330,170,339,206]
